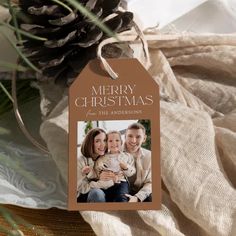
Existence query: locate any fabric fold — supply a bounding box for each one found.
[39,32,236,236]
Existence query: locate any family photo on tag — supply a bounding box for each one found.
[77,120,152,203]
[68,58,160,210]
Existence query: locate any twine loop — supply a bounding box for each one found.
[11,69,50,154]
[97,20,179,79]
[97,21,151,80]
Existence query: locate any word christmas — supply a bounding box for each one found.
[75,84,153,108]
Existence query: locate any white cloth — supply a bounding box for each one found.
[125,0,207,29]
[39,32,236,235]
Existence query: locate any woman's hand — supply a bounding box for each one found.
[120,162,128,170]
[100,171,121,183]
[125,194,139,202]
[81,166,91,175]
[99,171,116,181]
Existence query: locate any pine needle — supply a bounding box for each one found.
[0,82,14,103]
[0,207,18,230]
[7,0,22,43]
[0,79,39,118]
[51,0,73,13]
[0,30,41,73]
[0,206,49,236]
[0,61,27,72]
[0,225,12,235]
[0,127,10,135]
[1,206,49,236]
[64,0,119,41]
[0,21,48,41]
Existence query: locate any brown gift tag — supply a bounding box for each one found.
[69,58,161,210]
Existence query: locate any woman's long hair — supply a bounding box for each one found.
[81,128,107,160]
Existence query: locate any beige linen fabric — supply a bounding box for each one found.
[40,33,236,236]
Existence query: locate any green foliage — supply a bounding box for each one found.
[65,0,118,40]
[0,79,39,116]
[85,121,93,134]
[138,119,151,150]
[0,206,48,236]
[0,61,27,72]
[1,30,41,73]
[0,1,8,8]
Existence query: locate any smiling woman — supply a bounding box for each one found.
[77,128,110,203]
[93,132,107,156]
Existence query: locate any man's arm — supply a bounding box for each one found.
[132,149,152,202]
[134,168,152,202]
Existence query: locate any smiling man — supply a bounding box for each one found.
[124,123,152,202]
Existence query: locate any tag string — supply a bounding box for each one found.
[97,21,150,79]
[11,69,50,154]
[97,21,179,79]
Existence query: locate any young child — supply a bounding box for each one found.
[83,130,136,202]
[98,130,136,202]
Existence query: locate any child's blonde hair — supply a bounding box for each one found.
[107,130,123,145]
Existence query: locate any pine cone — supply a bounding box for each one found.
[16,0,134,84]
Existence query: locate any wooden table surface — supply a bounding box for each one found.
[0,205,95,236]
